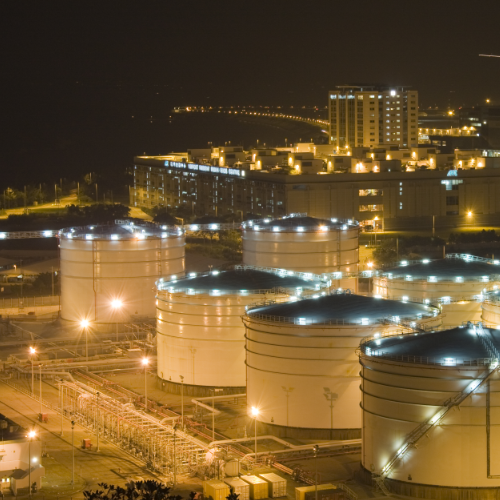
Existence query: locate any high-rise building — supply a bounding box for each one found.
[328,85,418,149]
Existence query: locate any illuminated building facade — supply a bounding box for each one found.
[132,156,500,230]
[328,86,418,149]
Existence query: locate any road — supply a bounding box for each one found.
[0,382,161,499]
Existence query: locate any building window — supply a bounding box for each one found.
[359,204,383,212]
[446,196,459,205]
[359,189,383,196]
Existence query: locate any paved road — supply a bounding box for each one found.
[0,383,162,499]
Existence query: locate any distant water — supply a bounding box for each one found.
[2,109,322,187]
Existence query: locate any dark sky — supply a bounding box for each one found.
[3,0,500,108]
[1,0,500,187]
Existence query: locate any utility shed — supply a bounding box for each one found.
[241,475,269,500]
[224,477,250,500]
[295,484,342,500]
[259,473,287,498]
[203,480,230,500]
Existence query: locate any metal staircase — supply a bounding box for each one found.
[376,322,500,492]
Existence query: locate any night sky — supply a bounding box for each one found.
[2,0,500,186]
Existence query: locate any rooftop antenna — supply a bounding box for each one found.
[479,54,500,58]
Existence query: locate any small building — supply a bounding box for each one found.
[0,415,44,495]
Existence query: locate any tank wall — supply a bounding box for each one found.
[242,229,359,274]
[61,236,185,324]
[245,318,439,431]
[157,291,289,388]
[361,355,500,488]
[482,301,500,327]
[373,276,496,301]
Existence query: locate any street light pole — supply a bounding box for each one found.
[29,347,36,397]
[142,357,149,411]
[251,407,259,462]
[323,389,338,439]
[39,364,43,417]
[27,430,36,497]
[180,375,184,428]
[71,420,75,485]
[282,386,294,428]
[60,382,64,436]
[80,320,89,362]
[313,445,319,500]
[96,392,100,452]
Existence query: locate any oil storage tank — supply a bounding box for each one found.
[373,253,500,327]
[241,214,359,290]
[360,323,500,498]
[156,266,328,396]
[482,290,500,327]
[243,291,441,439]
[60,220,185,328]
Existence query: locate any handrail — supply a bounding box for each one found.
[369,321,499,483]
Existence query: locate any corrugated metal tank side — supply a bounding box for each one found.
[244,308,441,439]
[360,354,500,492]
[156,290,289,390]
[60,234,184,325]
[482,300,500,327]
[242,228,359,274]
[373,276,494,301]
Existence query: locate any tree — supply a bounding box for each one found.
[83,480,185,500]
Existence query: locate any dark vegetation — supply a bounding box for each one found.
[0,204,131,231]
[83,481,239,500]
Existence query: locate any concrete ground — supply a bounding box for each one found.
[0,383,160,499]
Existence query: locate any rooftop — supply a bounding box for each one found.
[60,220,182,240]
[0,413,27,440]
[361,324,500,365]
[246,292,437,325]
[158,267,326,294]
[381,254,500,280]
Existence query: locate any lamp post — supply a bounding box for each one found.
[323,388,338,439]
[142,357,149,411]
[80,319,89,361]
[27,429,36,497]
[173,424,179,486]
[251,406,259,461]
[39,364,43,416]
[29,347,36,396]
[281,386,294,428]
[71,420,75,485]
[111,299,122,342]
[313,445,319,500]
[95,391,100,452]
[211,388,223,442]
[60,381,64,436]
[180,375,184,428]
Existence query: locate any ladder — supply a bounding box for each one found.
[379,322,499,481]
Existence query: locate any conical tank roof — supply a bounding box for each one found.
[246,292,437,325]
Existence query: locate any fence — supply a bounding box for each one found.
[0,295,60,309]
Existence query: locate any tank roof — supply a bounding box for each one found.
[361,324,500,365]
[242,213,358,232]
[381,254,500,280]
[158,267,326,294]
[60,220,182,240]
[246,292,437,325]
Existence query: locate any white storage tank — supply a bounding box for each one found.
[373,253,500,327]
[482,290,500,327]
[243,291,442,439]
[60,220,185,328]
[241,214,359,289]
[360,323,500,498]
[156,267,328,395]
